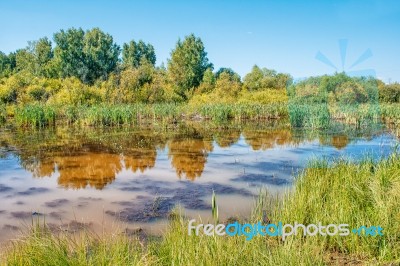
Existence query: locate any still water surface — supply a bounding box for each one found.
[0,121,397,243]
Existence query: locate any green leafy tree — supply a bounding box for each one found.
[54,28,119,84]
[319,72,352,98]
[379,83,400,103]
[244,65,292,90]
[0,52,16,78]
[54,28,87,81]
[83,28,120,84]
[168,34,213,100]
[16,37,55,77]
[215,68,241,82]
[335,80,369,105]
[215,68,238,80]
[271,73,292,88]
[122,40,156,68]
[15,48,35,74]
[117,59,157,103]
[34,38,53,75]
[243,65,264,91]
[197,68,215,94]
[0,52,8,76]
[213,71,242,102]
[141,67,169,103]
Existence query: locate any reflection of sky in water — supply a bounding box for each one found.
[0,126,398,244]
[201,134,396,183]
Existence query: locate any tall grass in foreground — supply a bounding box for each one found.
[153,214,325,266]
[2,221,151,266]
[153,152,400,265]
[276,151,400,262]
[3,152,399,265]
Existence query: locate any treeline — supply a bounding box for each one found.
[0,27,399,108]
[0,27,291,106]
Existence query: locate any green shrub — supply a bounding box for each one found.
[238,89,288,104]
[47,77,102,106]
[27,84,49,102]
[335,81,369,105]
[0,84,17,103]
[379,83,400,103]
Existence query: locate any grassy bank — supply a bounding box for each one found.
[2,151,399,265]
[1,102,400,128]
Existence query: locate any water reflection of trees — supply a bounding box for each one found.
[242,129,293,150]
[56,153,122,189]
[38,149,157,190]
[213,129,241,148]
[0,122,374,188]
[1,131,162,189]
[331,135,349,150]
[168,138,213,180]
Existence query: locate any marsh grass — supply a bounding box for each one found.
[381,104,400,126]
[287,102,391,129]
[62,104,183,127]
[155,152,400,265]
[0,104,6,124]
[4,103,400,128]
[288,103,331,128]
[3,218,151,266]
[276,151,400,263]
[197,103,288,122]
[330,104,381,128]
[2,152,399,265]
[13,103,290,128]
[15,104,56,128]
[151,213,326,266]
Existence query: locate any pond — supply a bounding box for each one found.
[0,121,397,243]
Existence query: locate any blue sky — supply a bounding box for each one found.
[1,0,399,82]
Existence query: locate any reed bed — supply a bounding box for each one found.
[288,103,331,128]
[196,103,288,121]
[381,104,400,126]
[329,104,381,127]
[3,103,400,128]
[0,104,6,124]
[15,104,56,128]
